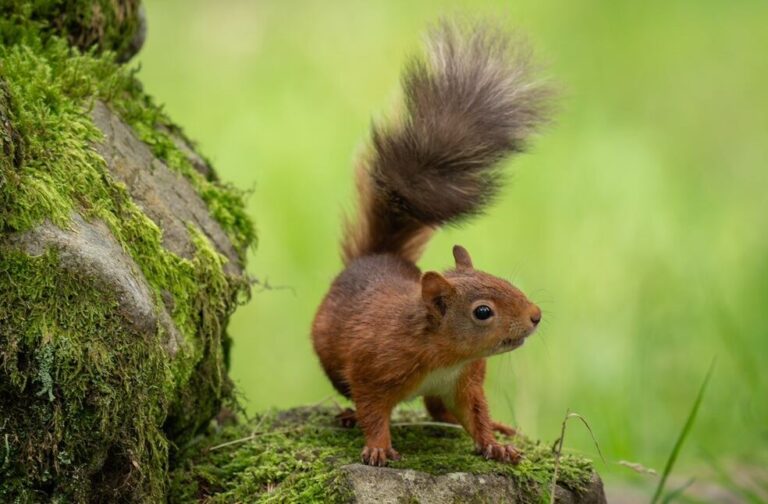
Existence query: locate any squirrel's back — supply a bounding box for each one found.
[312,253,423,397]
[341,19,553,265]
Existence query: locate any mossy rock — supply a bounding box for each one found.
[169,406,606,503]
[0,0,147,62]
[0,2,255,501]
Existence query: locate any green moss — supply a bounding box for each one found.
[0,228,248,500]
[0,248,170,502]
[0,34,255,256]
[169,407,595,503]
[0,7,255,502]
[0,0,144,61]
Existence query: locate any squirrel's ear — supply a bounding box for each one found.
[421,271,455,317]
[453,245,473,271]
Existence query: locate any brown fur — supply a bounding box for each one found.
[313,19,552,466]
[341,19,552,265]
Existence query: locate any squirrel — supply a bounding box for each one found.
[311,19,553,467]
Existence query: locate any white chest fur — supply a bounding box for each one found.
[407,364,465,404]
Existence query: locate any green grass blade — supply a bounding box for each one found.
[651,359,716,504]
[549,410,604,504]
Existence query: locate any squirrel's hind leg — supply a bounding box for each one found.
[491,421,517,437]
[426,395,517,437]
[424,395,460,424]
[335,407,357,428]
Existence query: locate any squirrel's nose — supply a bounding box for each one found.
[529,306,542,327]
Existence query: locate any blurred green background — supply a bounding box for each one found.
[136,0,767,495]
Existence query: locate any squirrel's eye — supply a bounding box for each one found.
[473,305,494,321]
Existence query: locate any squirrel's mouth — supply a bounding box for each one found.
[496,336,525,353]
[488,327,536,357]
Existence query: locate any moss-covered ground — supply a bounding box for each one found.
[0,2,255,501]
[170,406,595,503]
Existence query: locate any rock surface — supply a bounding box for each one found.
[92,100,242,274]
[342,464,606,504]
[6,213,184,354]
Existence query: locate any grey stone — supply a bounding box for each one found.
[6,213,184,356]
[91,101,241,275]
[3,102,246,358]
[341,463,606,504]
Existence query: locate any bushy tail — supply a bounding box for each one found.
[342,19,553,264]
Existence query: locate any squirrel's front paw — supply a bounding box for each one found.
[361,446,401,466]
[478,443,522,464]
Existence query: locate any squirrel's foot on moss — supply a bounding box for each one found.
[336,408,357,428]
[478,443,522,464]
[361,446,401,466]
[491,421,517,437]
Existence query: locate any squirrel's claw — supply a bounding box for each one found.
[361,446,401,466]
[479,443,522,464]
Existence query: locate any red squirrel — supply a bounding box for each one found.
[312,20,552,467]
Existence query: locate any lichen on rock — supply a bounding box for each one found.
[0,3,255,501]
[169,407,604,503]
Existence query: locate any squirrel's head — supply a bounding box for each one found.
[420,245,541,360]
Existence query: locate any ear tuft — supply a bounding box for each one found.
[452,245,473,271]
[421,271,455,316]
